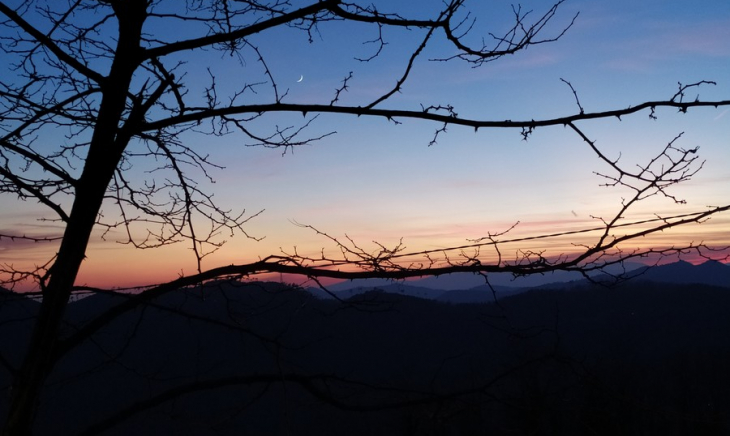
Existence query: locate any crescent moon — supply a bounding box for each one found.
[297,75,304,83]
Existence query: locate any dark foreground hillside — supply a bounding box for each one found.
[1,280,729,435]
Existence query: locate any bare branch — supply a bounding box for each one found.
[0,2,105,84]
[143,97,730,133]
[142,1,335,60]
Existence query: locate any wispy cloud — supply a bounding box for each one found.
[604,19,730,72]
[0,233,60,269]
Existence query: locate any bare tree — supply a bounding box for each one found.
[0,0,728,434]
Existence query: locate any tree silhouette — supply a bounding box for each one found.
[0,0,729,434]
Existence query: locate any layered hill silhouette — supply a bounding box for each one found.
[632,259,730,287]
[1,261,729,435]
[315,260,729,303]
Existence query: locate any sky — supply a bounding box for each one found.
[1,0,729,290]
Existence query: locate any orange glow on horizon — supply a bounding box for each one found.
[2,209,727,292]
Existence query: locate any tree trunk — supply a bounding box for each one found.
[3,197,105,435]
[2,4,146,434]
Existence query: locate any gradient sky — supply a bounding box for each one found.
[1,0,729,289]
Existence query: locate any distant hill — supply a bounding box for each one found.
[312,260,728,302]
[0,289,40,377]
[1,260,727,434]
[435,285,527,304]
[634,260,730,287]
[573,259,729,288]
[3,279,730,435]
[332,261,646,291]
[309,282,446,300]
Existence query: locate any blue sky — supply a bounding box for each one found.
[1,0,728,288]
[200,0,730,266]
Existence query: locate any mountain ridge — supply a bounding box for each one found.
[3,277,730,435]
[311,260,729,303]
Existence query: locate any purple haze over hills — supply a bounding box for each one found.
[315,260,729,302]
[633,260,730,288]
[327,261,647,292]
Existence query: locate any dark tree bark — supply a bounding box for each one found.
[3,2,149,433]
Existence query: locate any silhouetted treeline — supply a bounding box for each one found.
[1,279,729,435]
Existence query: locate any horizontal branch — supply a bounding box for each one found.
[142,99,730,133]
[328,2,448,28]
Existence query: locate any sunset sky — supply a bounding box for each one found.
[1,0,729,289]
